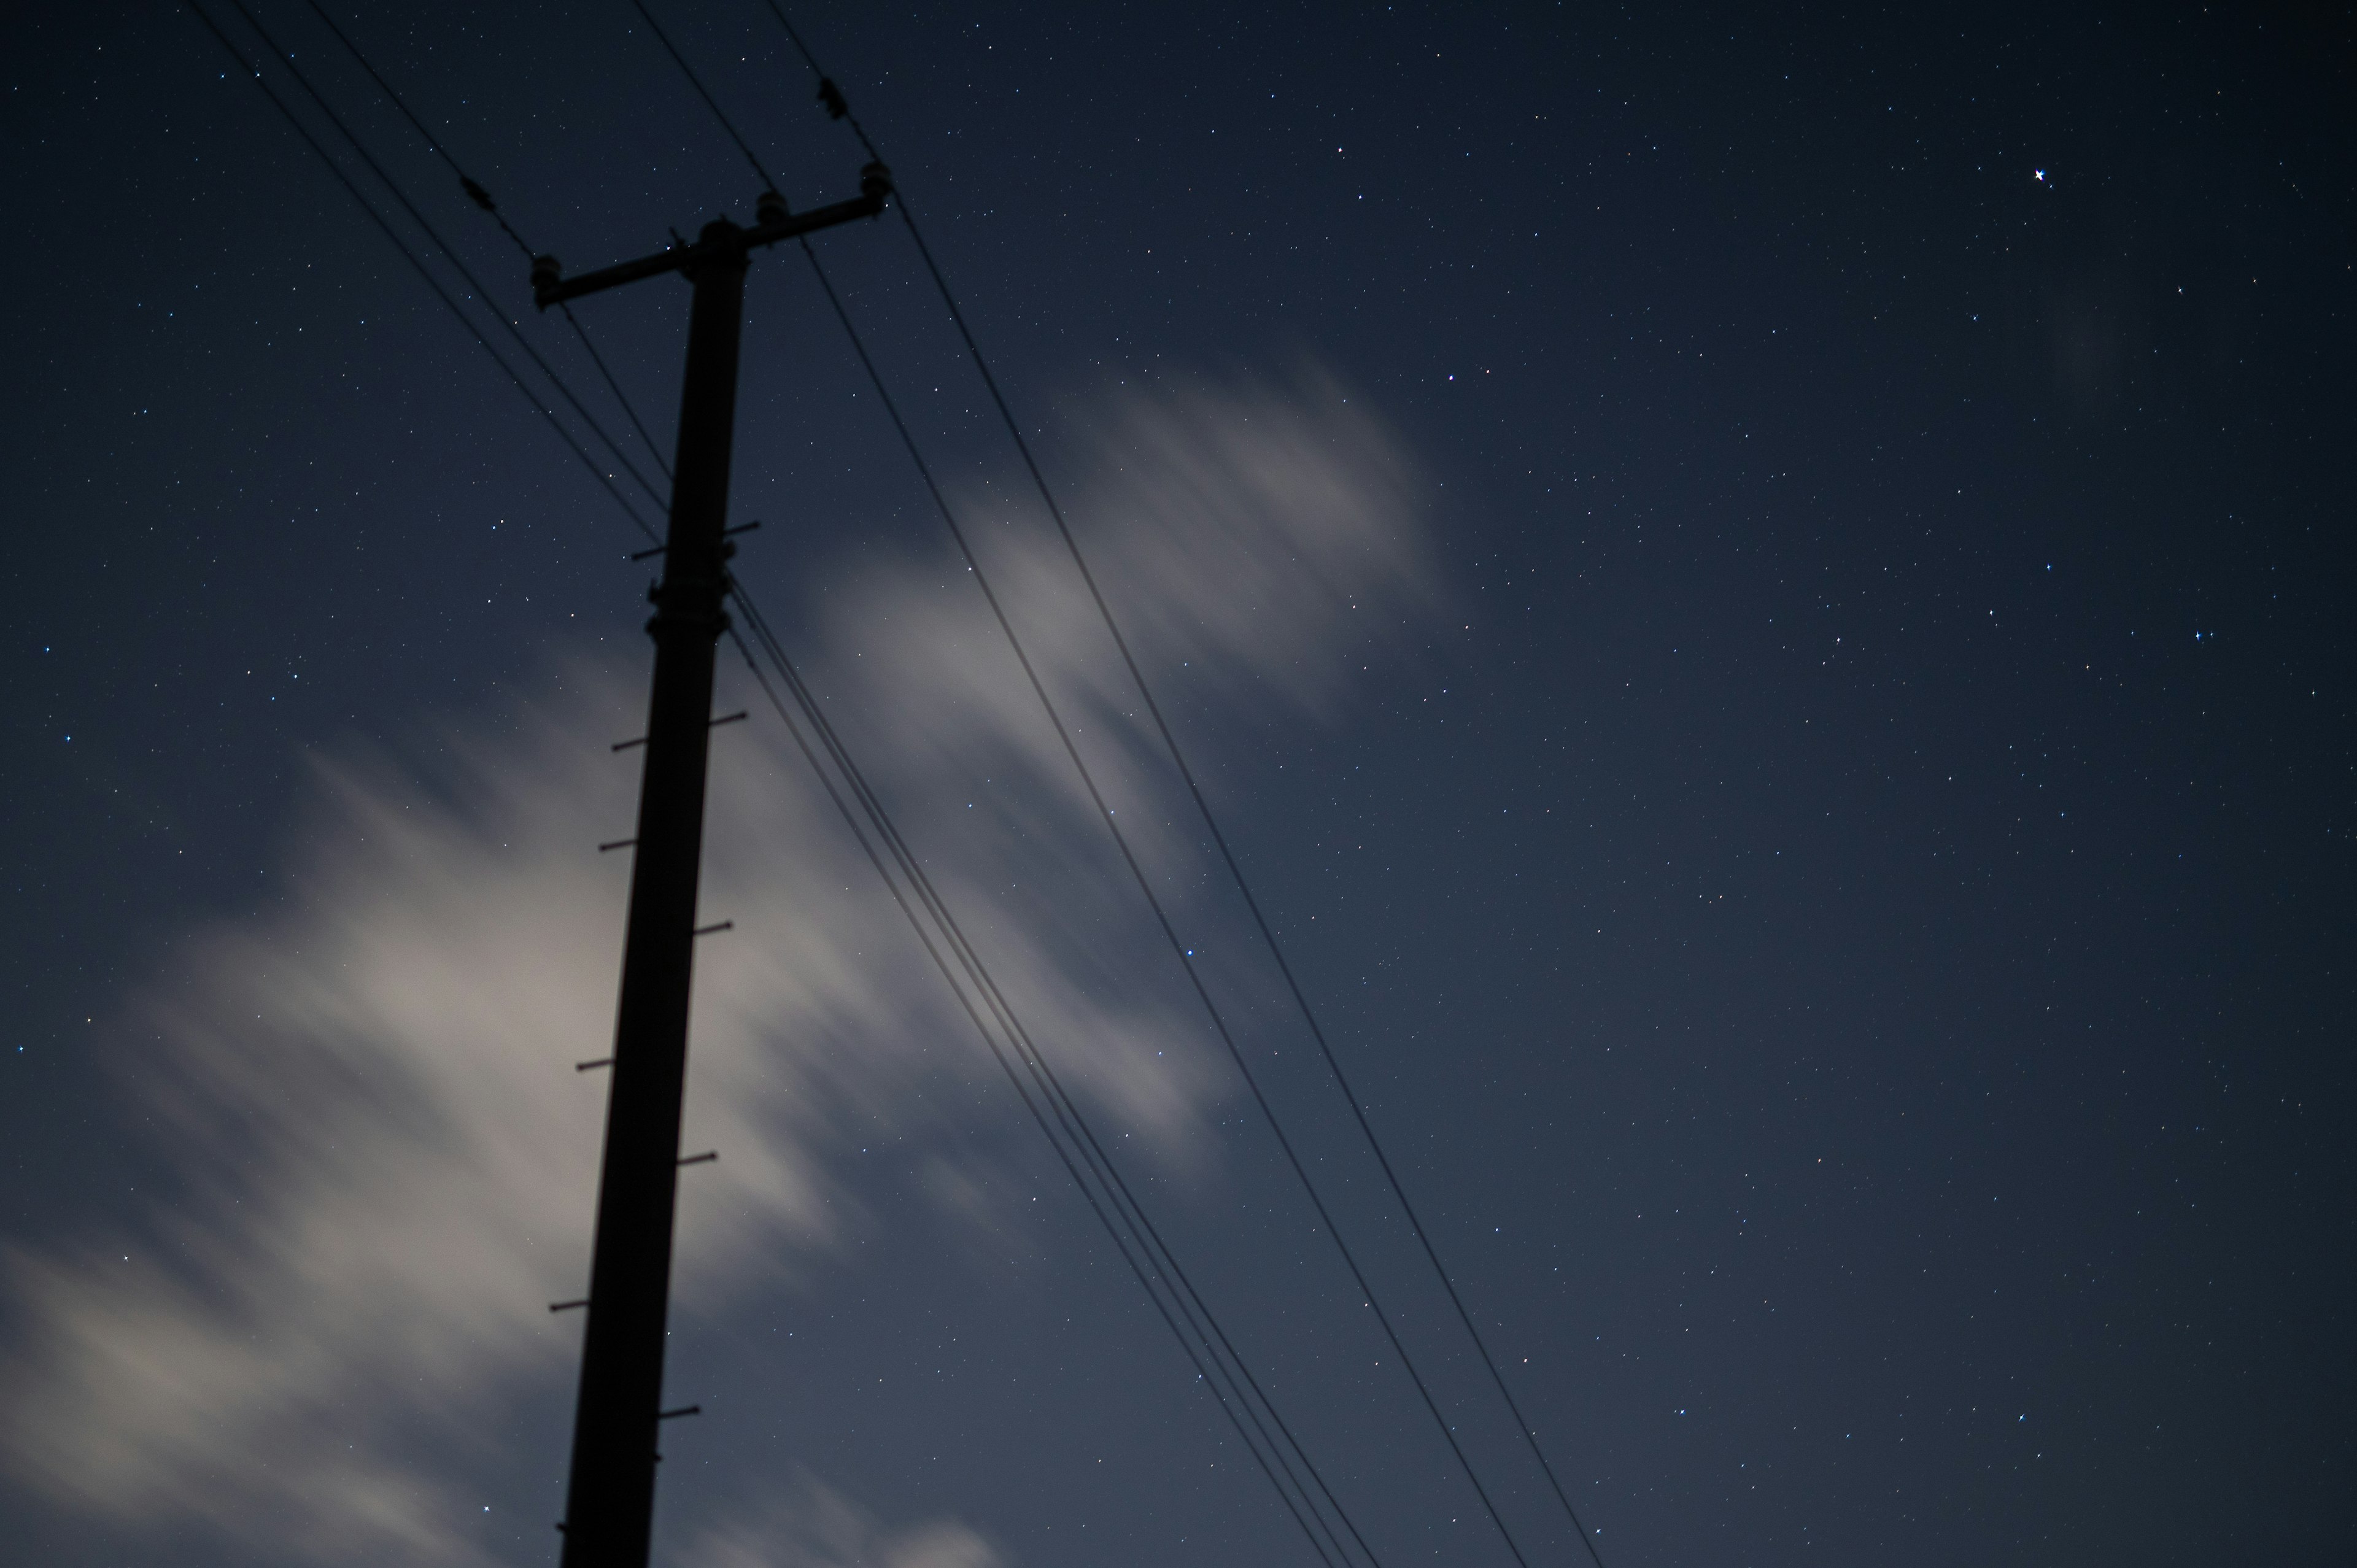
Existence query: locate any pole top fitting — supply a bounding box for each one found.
[530,254,562,307]
[861,162,894,205]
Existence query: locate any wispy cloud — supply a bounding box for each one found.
[0,376,1433,1563]
[687,1472,1000,1568]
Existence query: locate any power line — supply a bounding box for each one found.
[192,4,1365,1552]
[785,239,1409,1560]
[723,590,1369,1568]
[179,0,659,544]
[896,224,1612,1568]
[184,6,1363,1558]
[810,265,1540,1568]
[626,7,1549,1559]
[191,4,1575,1557]
[216,0,672,516]
[727,338,1381,1564]
[297,1,677,489]
[614,9,1383,1560]
[758,0,883,165]
[559,309,675,485]
[629,0,781,194]
[902,187,1605,1561]
[297,0,534,260]
[748,23,1593,1568]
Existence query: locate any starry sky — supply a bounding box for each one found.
[4,3,2353,1566]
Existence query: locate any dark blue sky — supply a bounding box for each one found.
[4,4,2351,1566]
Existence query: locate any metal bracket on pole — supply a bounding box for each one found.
[532,165,889,310]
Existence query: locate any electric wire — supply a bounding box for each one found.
[182,9,1354,1556]
[805,242,1540,1568]
[180,0,658,546]
[758,0,884,164]
[614,17,1390,1559]
[629,0,783,196]
[560,312,676,485]
[198,8,1339,1553]
[196,6,1457,1558]
[749,29,1582,1568]
[720,596,1360,1568]
[722,622,1346,1568]
[296,0,535,259]
[297,0,677,489]
[896,225,1612,1568]
[724,632,1350,1568]
[195,8,1349,1552]
[760,21,1616,1563]
[216,0,672,515]
[783,247,1391,1568]
[623,12,1544,1561]
[730,557,1378,1568]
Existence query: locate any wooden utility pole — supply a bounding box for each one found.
[533,166,890,1568]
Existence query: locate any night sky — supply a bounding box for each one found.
[4,4,2353,1566]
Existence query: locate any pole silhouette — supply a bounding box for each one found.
[535,171,889,1568]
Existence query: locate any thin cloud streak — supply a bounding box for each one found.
[688,1473,1000,1568]
[0,376,1434,1563]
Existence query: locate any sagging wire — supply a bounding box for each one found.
[219,0,671,516]
[763,18,1612,1568]
[613,9,1383,1559]
[180,0,659,544]
[298,0,677,491]
[721,584,1366,1568]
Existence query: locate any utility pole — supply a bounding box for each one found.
[534,164,890,1568]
